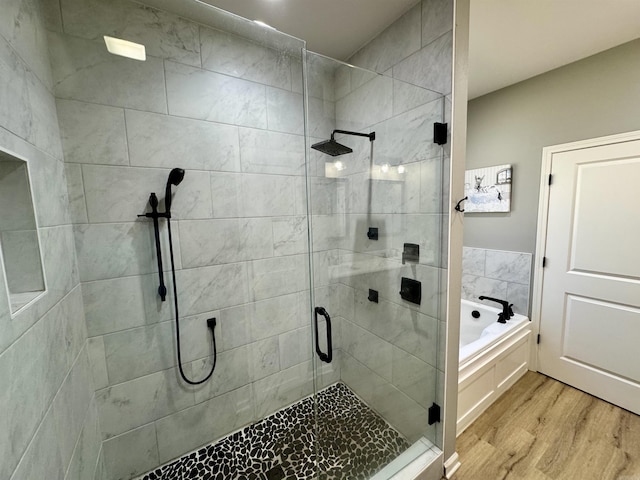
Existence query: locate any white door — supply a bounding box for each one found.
[538,136,640,414]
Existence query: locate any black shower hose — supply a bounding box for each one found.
[167,217,217,385]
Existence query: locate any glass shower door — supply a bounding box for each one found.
[305,52,448,478]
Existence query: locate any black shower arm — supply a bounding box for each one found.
[332,129,376,142]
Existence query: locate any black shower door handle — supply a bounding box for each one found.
[314,306,332,363]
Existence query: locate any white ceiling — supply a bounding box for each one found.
[195,0,640,99]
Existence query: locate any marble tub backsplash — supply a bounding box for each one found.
[462,247,532,315]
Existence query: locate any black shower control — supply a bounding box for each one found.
[367,227,378,240]
[402,243,419,264]
[368,289,379,303]
[400,277,421,305]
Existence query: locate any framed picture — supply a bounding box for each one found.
[464,164,512,212]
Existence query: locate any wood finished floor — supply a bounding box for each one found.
[453,371,640,480]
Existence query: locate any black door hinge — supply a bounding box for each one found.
[542,256,547,267]
[537,334,541,344]
[433,122,447,145]
[548,174,553,185]
[428,402,441,425]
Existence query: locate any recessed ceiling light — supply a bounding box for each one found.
[103,36,146,61]
[253,20,276,30]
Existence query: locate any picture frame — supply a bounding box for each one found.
[463,164,512,213]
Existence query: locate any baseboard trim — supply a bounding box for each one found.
[443,452,461,479]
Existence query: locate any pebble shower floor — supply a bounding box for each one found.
[138,383,410,480]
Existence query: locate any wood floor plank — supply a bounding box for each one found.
[453,372,640,480]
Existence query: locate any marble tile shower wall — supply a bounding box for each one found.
[46,0,333,478]
[307,0,453,445]
[0,1,103,480]
[461,247,533,315]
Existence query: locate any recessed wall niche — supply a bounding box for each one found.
[0,149,46,314]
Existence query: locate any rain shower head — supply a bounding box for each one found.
[311,129,375,157]
[311,138,353,157]
[165,168,185,213]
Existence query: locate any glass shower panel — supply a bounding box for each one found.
[305,52,447,478]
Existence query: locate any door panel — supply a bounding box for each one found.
[539,138,640,414]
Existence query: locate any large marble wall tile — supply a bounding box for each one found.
[200,27,291,90]
[393,32,453,95]
[421,0,454,48]
[310,214,347,251]
[49,32,166,113]
[395,214,443,267]
[353,289,438,366]
[87,336,109,390]
[393,79,443,116]
[250,336,280,381]
[75,222,178,282]
[1,230,44,292]
[462,246,486,276]
[247,255,309,301]
[335,75,393,131]
[341,352,430,443]
[64,163,88,224]
[176,262,249,315]
[191,345,251,403]
[507,282,530,315]
[266,88,304,135]
[82,276,146,336]
[310,177,345,216]
[65,397,102,480]
[485,250,532,285]
[279,326,312,370]
[103,322,175,384]
[178,218,273,267]
[239,127,305,175]
[0,36,31,144]
[306,54,337,101]
[170,171,214,220]
[60,0,201,67]
[0,286,86,480]
[57,100,128,166]
[42,0,63,32]
[461,274,508,305]
[253,361,313,419]
[0,0,52,88]
[419,155,444,214]
[29,155,70,227]
[82,165,166,223]
[155,385,254,464]
[273,216,308,256]
[349,3,421,74]
[342,319,392,381]
[96,367,194,439]
[165,61,266,129]
[126,110,240,172]
[217,304,251,351]
[210,172,241,218]
[308,96,336,140]
[101,423,159,480]
[375,99,443,166]
[249,292,305,341]
[239,173,296,217]
[391,346,436,408]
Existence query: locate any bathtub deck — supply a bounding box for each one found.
[453,371,640,480]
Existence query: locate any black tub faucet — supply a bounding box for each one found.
[478,296,513,323]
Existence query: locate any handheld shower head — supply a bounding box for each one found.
[165,168,185,213]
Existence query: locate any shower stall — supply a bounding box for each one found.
[0,0,456,479]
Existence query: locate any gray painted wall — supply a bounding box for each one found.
[465,38,640,253]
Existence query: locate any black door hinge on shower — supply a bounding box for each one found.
[548,174,553,185]
[537,334,541,344]
[434,122,448,145]
[428,403,441,425]
[542,256,547,267]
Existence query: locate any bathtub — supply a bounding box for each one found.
[457,299,532,435]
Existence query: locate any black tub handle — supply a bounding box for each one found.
[314,306,332,363]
